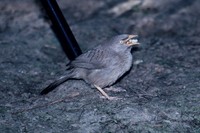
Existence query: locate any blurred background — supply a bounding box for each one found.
[0,0,199,132]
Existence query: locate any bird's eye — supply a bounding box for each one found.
[120,37,129,44]
[120,40,124,44]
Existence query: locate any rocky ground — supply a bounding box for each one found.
[0,0,200,132]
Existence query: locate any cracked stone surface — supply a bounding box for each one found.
[0,0,200,132]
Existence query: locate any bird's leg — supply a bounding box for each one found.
[94,84,111,100]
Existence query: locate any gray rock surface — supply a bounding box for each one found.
[0,0,200,132]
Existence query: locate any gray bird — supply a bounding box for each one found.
[41,34,139,100]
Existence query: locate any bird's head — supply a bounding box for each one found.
[107,34,139,52]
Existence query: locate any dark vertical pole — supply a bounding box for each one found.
[41,0,82,60]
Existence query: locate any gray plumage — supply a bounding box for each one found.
[41,34,139,96]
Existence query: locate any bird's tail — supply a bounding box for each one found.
[40,74,72,95]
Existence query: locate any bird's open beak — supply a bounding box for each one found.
[122,35,140,46]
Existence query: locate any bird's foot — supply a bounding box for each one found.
[94,84,111,100]
[94,85,123,100]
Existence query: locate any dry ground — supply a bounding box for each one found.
[0,0,200,132]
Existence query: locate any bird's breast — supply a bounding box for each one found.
[86,51,133,88]
[101,52,133,87]
[114,52,133,76]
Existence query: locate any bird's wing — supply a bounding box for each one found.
[69,46,114,69]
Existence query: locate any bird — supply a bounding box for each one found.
[40,34,139,100]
